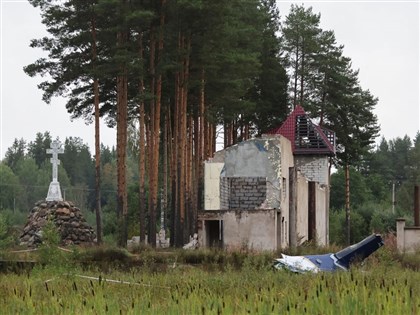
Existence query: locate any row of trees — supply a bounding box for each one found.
[2,132,418,245]
[21,1,380,246]
[1,133,107,211]
[1,133,121,241]
[330,134,420,243]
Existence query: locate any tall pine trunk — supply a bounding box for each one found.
[177,33,187,245]
[116,0,129,247]
[172,31,191,246]
[138,39,146,244]
[300,39,305,105]
[148,0,166,247]
[90,12,102,244]
[187,115,194,236]
[196,69,205,211]
[345,163,351,245]
[162,108,169,232]
[293,45,299,108]
[148,31,157,247]
[116,42,128,247]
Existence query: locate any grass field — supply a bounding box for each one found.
[1,244,420,314]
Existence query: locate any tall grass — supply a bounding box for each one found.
[2,235,420,314]
[0,261,419,314]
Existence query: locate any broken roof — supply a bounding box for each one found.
[266,105,336,156]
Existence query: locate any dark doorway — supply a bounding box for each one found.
[276,212,282,250]
[308,181,316,241]
[207,220,223,248]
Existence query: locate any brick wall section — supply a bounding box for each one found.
[220,177,230,209]
[220,177,267,209]
[295,156,329,185]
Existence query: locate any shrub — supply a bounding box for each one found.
[37,219,68,269]
[0,213,14,250]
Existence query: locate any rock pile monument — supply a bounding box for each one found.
[19,200,96,247]
[19,140,96,247]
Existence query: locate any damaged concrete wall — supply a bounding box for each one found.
[277,136,294,247]
[294,176,328,246]
[315,184,328,246]
[296,174,308,244]
[204,162,224,210]
[201,134,331,250]
[295,156,329,185]
[222,138,283,209]
[204,136,294,212]
[396,219,420,253]
[221,210,278,251]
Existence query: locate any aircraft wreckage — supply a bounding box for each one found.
[273,234,384,273]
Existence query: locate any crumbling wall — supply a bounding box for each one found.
[396,219,420,253]
[222,210,278,251]
[204,162,224,210]
[296,174,308,244]
[220,177,266,209]
[315,184,328,246]
[295,156,329,186]
[222,139,281,209]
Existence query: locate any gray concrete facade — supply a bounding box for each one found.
[199,135,330,251]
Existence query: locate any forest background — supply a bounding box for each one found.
[0,0,419,247]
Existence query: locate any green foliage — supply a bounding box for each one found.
[369,210,400,234]
[1,134,114,214]
[4,138,26,172]
[27,131,52,168]
[0,209,28,227]
[61,137,94,187]
[330,201,408,246]
[15,158,43,207]
[281,4,322,106]
[330,131,419,242]
[361,134,420,213]
[247,0,288,134]
[76,246,131,265]
[0,163,23,211]
[37,219,68,269]
[330,167,372,210]
[102,206,118,237]
[329,209,368,245]
[0,213,14,250]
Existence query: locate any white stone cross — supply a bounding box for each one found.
[46,140,64,201]
[47,140,64,182]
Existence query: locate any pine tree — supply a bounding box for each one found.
[24,0,107,241]
[248,0,288,135]
[281,4,322,108]
[282,4,380,244]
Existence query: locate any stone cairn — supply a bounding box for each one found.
[19,200,96,248]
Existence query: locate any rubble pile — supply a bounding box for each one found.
[19,200,96,247]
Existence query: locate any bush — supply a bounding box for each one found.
[37,219,68,269]
[329,209,369,245]
[0,213,14,250]
[102,208,118,237]
[369,210,399,233]
[1,209,27,226]
[77,246,132,263]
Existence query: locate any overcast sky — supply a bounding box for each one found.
[0,0,419,159]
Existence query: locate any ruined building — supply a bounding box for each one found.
[197,106,335,251]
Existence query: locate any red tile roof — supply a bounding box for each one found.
[266,105,335,156]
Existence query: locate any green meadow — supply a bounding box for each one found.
[1,244,419,314]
